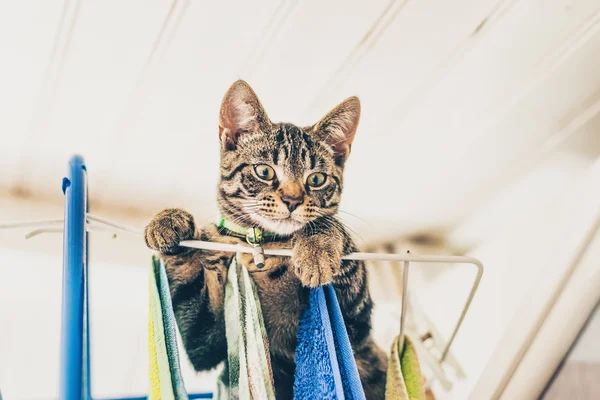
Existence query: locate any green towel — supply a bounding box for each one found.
[385,335,426,400]
[217,256,276,400]
[148,255,188,400]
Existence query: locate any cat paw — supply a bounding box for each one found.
[292,236,342,288]
[144,208,196,255]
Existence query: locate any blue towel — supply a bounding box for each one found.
[294,285,366,400]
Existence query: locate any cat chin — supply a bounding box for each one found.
[251,215,304,236]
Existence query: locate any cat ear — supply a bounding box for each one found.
[219,80,270,146]
[311,96,360,161]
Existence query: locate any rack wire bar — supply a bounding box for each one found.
[179,240,483,365]
[60,155,91,400]
[398,260,410,354]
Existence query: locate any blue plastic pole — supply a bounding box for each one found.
[60,155,90,400]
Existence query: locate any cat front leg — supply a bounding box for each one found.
[291,216,375,346]
[145,208,228,371]
[292,217,388,398]
[291,217,344,288]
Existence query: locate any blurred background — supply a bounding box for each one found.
[1,1,599,399]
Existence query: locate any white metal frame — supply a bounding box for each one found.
[0,213,484,391]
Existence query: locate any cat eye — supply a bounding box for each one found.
[307,172,327,188]
[254,164,275,181]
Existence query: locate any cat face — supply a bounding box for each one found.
[217,80,360,235]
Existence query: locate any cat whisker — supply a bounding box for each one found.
[337,210,374,229]
[313,212,367,246]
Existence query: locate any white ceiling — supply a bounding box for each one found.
[1,0,600,242]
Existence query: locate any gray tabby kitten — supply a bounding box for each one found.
[144,80,388,399]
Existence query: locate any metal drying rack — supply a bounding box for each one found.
[0,155,483,399]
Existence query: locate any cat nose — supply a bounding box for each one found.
[281,195,304,212]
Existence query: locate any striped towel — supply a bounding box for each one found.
[217,256,276,400]
[148,255,188,400]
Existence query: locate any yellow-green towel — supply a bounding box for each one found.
[385,335,426,400]
[148,255,188,400]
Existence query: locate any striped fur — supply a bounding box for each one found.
[144,81,387,399]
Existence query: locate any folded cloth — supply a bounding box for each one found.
[294,284,366,400]
[385,335,425,400]
[217,256,276,400]
[148,255,188,400]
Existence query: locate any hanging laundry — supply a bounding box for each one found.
[294,284,366,400]
[385,335,426,400]
[148,255,188,400]
[217,256,276,400]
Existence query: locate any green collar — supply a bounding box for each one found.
[216,215,278,244]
